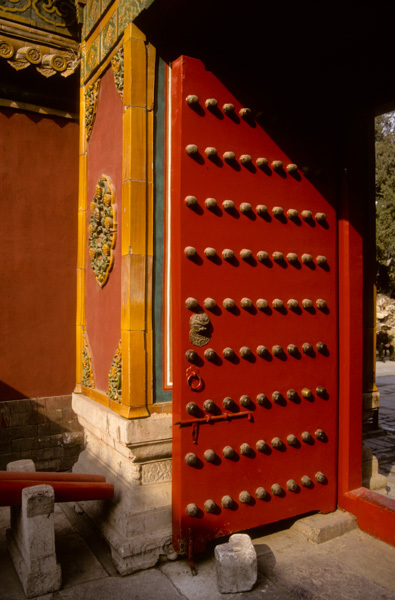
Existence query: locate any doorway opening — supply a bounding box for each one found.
[363,111,395,498]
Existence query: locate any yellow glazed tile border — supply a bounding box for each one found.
[120,23,155,417]
[146,257,153,408]
[122,106,147,183]
[146,43,156,111]
[145,44,155,410]
[121,329,149,417]
[147,110,154,185]
[147,179,154,257]
[146,327,153,407]
[75,325,84,391]
[121,180,147,256]
[114,403,150,419]
[76,268,86,327]
[149,403,172,414]
[146,254,153,332]
[78,155,87,211]
[76,76,89,393]
[123,34,147,108]
[82,385,110,408]
[77,211,87,270]
[121,254,147,331]
[124,21,146,42]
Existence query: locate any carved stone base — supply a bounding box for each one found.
[71,393,174,575]
[362,442,387,494]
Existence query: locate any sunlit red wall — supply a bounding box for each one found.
[85,67,123,393]
[0,108,78,400]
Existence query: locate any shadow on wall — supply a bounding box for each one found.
[0,383,84,472]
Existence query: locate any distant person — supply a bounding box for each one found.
[377,325,395,362]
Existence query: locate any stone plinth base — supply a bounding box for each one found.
[6,459,62,598]
[71,393,174,575]
[6,485,62,598]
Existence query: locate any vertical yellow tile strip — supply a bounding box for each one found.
[120,24,155,418]
[75,62,88,393]
[146,43,156,409]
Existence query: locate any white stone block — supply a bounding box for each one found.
[214,533,257,593]
[6,485,62,598]
[6,459,36,472]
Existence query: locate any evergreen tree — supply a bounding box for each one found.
[376,112,395,295]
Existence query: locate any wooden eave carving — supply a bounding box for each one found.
[0,30,79,77]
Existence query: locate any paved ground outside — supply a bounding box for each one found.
[364,358,395,496]
[0,363,394,600]
[1,504,394,600]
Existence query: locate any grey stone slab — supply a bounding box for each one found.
[316,529,395,592]
[58,569,184,600]
[253,527,311,557]
[160,554,293,600]
[0,506,10,530]
[291,510,357,544]
[0,528,26,600]
[59,504,117,577]
[259,551,395,600]
[53,505,108,588]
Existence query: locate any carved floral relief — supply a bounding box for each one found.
[82,330,95,388]
[111,46,124,99]
[88,174,117,287]
[108,341,122,402]
[85,78,100,141]
[142,461,172,485]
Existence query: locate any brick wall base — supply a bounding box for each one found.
[0,396,84,471]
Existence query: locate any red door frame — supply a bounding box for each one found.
[338,150,395,546]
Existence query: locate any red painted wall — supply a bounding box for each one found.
[0,108,78,400]
[85,67,123,393]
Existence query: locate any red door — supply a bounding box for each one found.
[171,56,338,554]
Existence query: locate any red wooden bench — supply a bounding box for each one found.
[0,470,114,505]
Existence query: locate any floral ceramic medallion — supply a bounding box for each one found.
[88,175,117,287]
